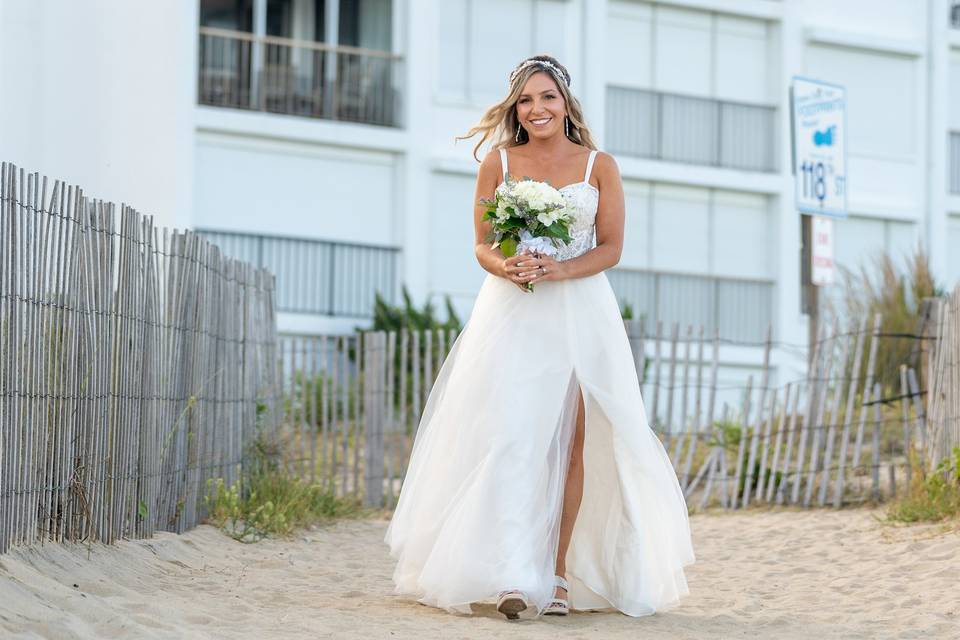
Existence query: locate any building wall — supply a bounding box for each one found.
[5,0,960,360]
[0,0,197,231]
[193,132,399,244]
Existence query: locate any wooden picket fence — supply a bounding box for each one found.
[276,304,955,510]
[925,287,960,467]
[0,163,280,555]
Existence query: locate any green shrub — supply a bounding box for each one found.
[367,285,461,334]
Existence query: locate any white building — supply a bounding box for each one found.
[3,0,960,392]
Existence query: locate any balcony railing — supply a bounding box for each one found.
[608,267,775,342]
[951,132,960,194]
[198,27,403,127]
[197,230,400,317]
[606,86,778,172]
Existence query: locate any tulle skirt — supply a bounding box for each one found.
[384,271,695,616]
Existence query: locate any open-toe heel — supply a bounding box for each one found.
[542,575,569,616]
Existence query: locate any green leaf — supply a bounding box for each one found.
[138,500,149,520]
[500,236,517,257]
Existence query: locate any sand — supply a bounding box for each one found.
[0,509,957,640]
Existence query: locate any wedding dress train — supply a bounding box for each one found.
[384,149,694,617]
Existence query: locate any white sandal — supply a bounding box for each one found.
[542,575,569,616]
[496,589,529,620]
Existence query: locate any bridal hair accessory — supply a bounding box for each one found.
[509,58,571,87]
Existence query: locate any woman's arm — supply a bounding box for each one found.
[473,150,541,292]
[522,152,624,284]
[558,152,625,278]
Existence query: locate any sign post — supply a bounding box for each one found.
[791,76,847,356]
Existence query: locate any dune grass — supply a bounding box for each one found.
[204,435,366,543]
[886,447,960,524]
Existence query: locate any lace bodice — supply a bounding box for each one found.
[499,148,599,262]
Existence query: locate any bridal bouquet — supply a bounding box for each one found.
[480,177,573,291]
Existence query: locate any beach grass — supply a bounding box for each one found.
[886,447,960,524]
[204,436,366,543]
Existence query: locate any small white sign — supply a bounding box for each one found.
[811,215,835,286]
[792,76,847,219]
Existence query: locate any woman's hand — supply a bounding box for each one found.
[501,250,566,292]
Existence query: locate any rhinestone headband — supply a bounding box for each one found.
[509,59,570,87]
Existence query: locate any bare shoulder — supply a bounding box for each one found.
[477,148,503,182]
[593,151,620,177]
[592,151,621,191]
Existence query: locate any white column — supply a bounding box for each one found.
[582,0,607,145]
[399,0,434,306]
[773,0,807,381]
[251,0,267,109]
[926,0,949,280]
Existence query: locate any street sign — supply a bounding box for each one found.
[811,215,835,286]
[791,76,847,219]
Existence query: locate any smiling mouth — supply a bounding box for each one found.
[529,117,552,126]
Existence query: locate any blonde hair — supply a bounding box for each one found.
[458,55,598,161]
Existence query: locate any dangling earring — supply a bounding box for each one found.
[515,122,523,143]
[564,115,570,137]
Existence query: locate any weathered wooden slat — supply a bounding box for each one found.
[398,330,410,485]
[766,383,792,502]
[791,329,822,505]
[672,325,693,465]
[680,326,705,489]
[650,320,663,431]
[664,322,679,453]
[871,382,882,501]
[833,316,867,508]
[731,376,753,510]
[899,365,912,492]
[852,314,883,471]
[906,367,926,467]
[742,326,772,508]
[755,389,778,504]
[818,328,851,506]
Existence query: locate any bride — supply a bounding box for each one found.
[384,54,694,620]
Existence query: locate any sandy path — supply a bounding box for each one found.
[1,509,957,639]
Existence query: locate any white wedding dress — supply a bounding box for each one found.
[384,149,694,617]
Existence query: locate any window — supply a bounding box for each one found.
[201,0,254,30]
[436,0,572,103]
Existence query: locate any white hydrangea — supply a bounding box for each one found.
[512,180,565,212]
[495,199,512,222]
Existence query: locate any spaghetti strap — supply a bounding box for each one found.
[499,148,509,181]
[583,150,598,183]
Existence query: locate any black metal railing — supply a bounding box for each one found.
[608,267,775,342]
[198,229,400,317]
[606,86,778,172]
[198,27,403,127]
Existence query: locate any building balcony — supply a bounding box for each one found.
[197,229,400,318]
[607,267,775,343]
[198,27,403,127]
[605,86,778,173]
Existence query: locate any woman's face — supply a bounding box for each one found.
[515,71,566,141]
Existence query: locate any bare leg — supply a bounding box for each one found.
[554,388,586,599]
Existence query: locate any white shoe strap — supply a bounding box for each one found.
[554,575,569,591]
